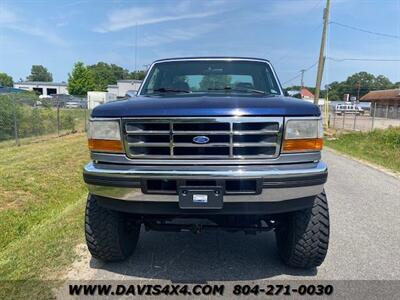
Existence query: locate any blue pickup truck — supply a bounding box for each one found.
[83,57,329,268]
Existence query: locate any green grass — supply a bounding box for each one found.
[325,127,400,172]
[0,133,89,299]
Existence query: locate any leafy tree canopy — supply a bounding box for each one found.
[128,70,146,80]
[27,65,53,82]
[0,72,13,87]
[67,62,95,96]
[86,62,146,91]
[87,62,130,91]
[286,72,398,101]
[199,75,232,91]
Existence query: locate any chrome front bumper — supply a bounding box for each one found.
[83,161,327,203]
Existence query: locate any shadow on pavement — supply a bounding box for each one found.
[89,229,317,283]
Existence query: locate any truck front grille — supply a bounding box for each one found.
[122,117,283,159]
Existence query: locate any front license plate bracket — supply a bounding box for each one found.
[178,186,223,209]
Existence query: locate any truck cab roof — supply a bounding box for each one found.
[152,57,271,63]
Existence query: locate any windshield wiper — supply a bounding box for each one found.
[208,87,268,95]
[151,88,191,93]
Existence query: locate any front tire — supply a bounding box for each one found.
[275,191,329,268]
[85,194,141,262]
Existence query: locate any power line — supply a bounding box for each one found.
[327,57,400,62]
[273,1,325,64]
[282,73,302,86]
[282,61,318,85]
[274,23,323,64]
[304,61,319,72]
[329,21,400,40]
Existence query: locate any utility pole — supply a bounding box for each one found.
[314,0,331,105]
[300,69,305,89]
[134,22,138,72]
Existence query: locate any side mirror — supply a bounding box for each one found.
[125,90,137,98]
[283,90,289,97]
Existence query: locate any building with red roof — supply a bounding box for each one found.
[299,88,315,100]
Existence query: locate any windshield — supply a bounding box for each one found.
[140,60,282,96]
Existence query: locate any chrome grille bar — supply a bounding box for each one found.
[122,117,283,159]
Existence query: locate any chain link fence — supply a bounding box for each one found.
[3,93,399,147]
[0,93,89,147]
[327,102,400,132]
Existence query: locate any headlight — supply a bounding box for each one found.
[87,120,123,153]
[282,118,323,153]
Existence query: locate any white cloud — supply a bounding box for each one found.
[138,23,219,47]
[266,0,325,18]
[265,0,352,19]
[94,0,229,33]
[113,23,219,49]
[56,21,68,28]
[0,6,18,24]
[0,6,67,46]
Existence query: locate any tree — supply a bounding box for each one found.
[199,75,231,90]
[0,72,13,87]
[128,70,146,80]
[374,75,393,90]
[67,62,96,96]
[325,72,395,100]
[87,62,130,91]
[26,65,53,82]
[285,72,396,101]
[341,72,372,98]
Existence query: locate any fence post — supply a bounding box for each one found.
[371,102,376,131]
[57,100,60,136]
[10,94,20,146]
[333,111,336,129]
[84,108,87,132]
[353,112,357,131]
[342,112,345,129]
[385,104,389,119]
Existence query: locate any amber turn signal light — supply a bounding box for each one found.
[282,138,323,153]
[88,139,124,153]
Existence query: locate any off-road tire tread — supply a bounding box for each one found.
[85,194,140,262]
[276,191,329,268]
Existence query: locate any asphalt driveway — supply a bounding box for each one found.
[64,149,400,295]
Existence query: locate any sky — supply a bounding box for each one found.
[0,0,399,87]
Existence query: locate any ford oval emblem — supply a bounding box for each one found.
[193,136,210,144]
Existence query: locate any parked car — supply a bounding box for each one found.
[83,57,329,268]
[64,100,87,109]
[52,94,86,108]
[65,101,81,108]
[335,103,364,115]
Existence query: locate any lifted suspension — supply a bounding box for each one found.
[143,219,276,234]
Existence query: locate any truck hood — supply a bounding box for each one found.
[91,95,320,118]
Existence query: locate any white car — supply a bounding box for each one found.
[335,104,364,115]
[65,101,81,109]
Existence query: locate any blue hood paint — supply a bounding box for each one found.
[91,95,320,118]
